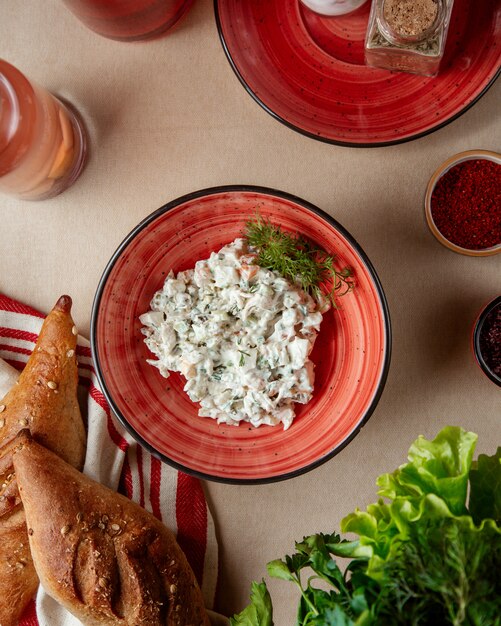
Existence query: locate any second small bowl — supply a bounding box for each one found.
[472,296,501,388]
[425,150,501,257]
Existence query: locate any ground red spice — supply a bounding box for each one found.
[479,304,501,379]
[430,159,501,250]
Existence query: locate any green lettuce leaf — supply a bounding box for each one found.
[230,580,273,626]
[469,447,501,524]
[376,427,477,516]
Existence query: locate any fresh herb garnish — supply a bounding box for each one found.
[231,427,501,626]
[212,365,226,381]
[238,350,250,366]
[244,215,353,307]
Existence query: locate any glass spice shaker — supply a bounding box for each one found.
[365,0,455,77]
[0,59,87,201]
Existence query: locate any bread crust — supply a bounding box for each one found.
[12,432,210,626]
[0,296,87,625]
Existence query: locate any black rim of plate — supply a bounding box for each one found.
[213,0,501,149]
[473,295,501,388]
[91,185,392,484]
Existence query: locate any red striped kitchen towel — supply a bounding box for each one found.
[0,294,219,625]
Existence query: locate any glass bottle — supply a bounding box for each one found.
[61,0,194,42]
[0,60,87,201]
[365,0,455,76]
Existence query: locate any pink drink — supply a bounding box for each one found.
[61,0,194,41]
[0,60,87,201]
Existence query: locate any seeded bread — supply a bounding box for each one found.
[12,431,210,626]
[0,296,86,626]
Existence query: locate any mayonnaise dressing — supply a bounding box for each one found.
[140,239,326,429]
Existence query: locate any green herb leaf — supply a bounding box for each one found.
[469,447,501,525]
[244,215,353,307]
[238,350,250,367]
[235,428,501,626]
[267,559,298,582]
[376,518,501,626]
[230,580,274,626]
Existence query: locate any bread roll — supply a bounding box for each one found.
[0,296,87,625]
[12,431,211,626]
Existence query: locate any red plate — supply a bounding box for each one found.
[91,187,391,483]
[214,0,501,146]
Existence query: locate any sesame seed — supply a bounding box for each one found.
[98,577,108,588]
[19,418,29,427]
[47,381,58,390]
[169,584,177,594]
[76,512,84,522]
[0,419,5,429]
[0,405,5,413]
[72,326,78,336]
[61,525,71,536]
[66,349,75,358]
[110,523,120,531]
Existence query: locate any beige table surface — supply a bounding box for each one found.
[2,0,500,623]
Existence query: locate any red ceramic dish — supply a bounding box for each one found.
[214,0,501,146]
[91,187,391,483]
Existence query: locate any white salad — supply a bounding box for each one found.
[140,238,328,429]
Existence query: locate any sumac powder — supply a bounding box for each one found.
[479,303,501,380]
[430,159,501,250]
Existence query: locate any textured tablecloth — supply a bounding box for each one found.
[1,0,500,622]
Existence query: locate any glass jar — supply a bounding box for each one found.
[365,0,455,76]
[300,0,368,16]
[61,0,194,42]
[0,60,87,201]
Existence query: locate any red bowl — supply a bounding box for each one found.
[214,0,501,146]
[91,187,391,483]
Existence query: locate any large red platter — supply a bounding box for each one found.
[91,187,391,483]
[214,0,501,146]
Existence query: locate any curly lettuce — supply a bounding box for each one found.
[232,427,501,626]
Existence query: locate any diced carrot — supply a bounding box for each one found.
[241,264,259,280]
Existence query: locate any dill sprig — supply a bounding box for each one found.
[244,215,354,307]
